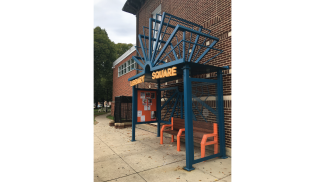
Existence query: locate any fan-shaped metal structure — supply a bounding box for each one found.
[129,12,226,83]
[130,12,229,171]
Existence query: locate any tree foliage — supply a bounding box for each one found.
[115,43,133,58]
[94,26,134,107]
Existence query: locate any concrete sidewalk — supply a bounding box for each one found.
[94,114,231,182]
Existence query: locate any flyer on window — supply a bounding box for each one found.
[142,99,147,105]
[150,93,155,99]
[147,99,152,105]
[140,92,145,99]
[146,92,151,99]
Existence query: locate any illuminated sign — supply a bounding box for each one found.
[152,67,177,79]
[130,75,145,86]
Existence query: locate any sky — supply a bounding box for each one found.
[94,0,136,44]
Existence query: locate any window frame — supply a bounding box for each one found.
[118,59,137,77]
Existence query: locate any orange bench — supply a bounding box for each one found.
[160,117,219,158]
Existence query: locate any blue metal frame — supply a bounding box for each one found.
[131,86,137,142]
[129,12,229,170]
[183,63,195,171]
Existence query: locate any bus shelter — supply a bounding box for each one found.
[129,12,228,171]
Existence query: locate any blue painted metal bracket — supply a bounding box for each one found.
[132,56,145,69]
[138,34,149,62]
[194,41,217,63]
[169,93,180,120]
[193,153,222,164]
[192,95,218,117]
[160,91,178,110]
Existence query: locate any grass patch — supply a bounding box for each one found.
[94,108,110,124]
[106,115,114,120]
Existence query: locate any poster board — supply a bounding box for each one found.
[137,90,157,122]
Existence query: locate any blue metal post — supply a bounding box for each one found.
[149,18,152,61]
[131,86,137,142]
[157,79,161,137]
[181,93,183,119]
[217,69,228,158]
[183,64,195,171]
[183,31,186,60]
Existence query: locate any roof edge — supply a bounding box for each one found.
[112,45,136,68]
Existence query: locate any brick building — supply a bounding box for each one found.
[111,45,137,116]
[120,0,231,154]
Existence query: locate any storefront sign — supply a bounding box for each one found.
[130,75,145,86]
[152,66,177,79]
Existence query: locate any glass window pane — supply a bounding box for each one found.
[131,59,134,64]
[127,67,130,72]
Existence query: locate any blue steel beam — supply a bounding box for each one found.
[194,40,217,63]
[149,18,152,61]
[203,50,223,65]
[142,26,148,56]
[193,153,222,164]
[169,93,180,120]
[138,34,148,62]
[157,79,161,137]
[155,40,183,66]
[183,63,195,171]
[151,13,166,62]
[183,31,185,59]
[131,86,137,141]
[154,25,220,66]
[217,69,227,159]
[132,56,145,69]
[192,95,218,116]
[160,91,178,110]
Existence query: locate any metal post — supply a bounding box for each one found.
[217,69,227,158]
[183,31,186,60]
[131,86,137,142]
[149,18,152,61]
[181,92,184,119]
[157,79,161,137]
[183,63,195,171]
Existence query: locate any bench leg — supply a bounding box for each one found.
[177,129,185,152]
[160,130,163,144]
[171,135,174,142]
[201,143,206,158]
[177,135,181,151]
[214,135,218,154]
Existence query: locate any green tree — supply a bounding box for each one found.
[94,26,134,109]
[115,43,133,57]
[94,26,116,107]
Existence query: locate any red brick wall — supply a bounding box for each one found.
[111,51,137,116]
[135,0,232,148]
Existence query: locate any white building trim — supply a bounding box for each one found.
[112,44,136,68]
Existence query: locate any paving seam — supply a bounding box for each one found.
[97,125,187,181]
[101,126,187,180]
[195,167,231,180]
[96,122,229,181]
[94,133,147,182]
